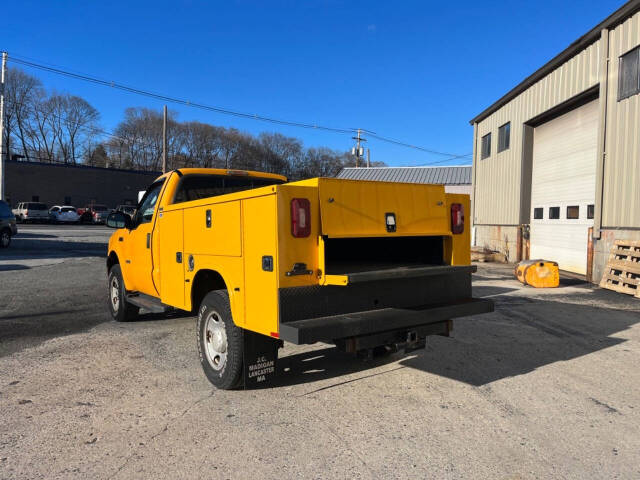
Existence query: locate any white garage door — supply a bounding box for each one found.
[530,100,598,275]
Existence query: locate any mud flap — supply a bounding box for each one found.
[243,330,279,388]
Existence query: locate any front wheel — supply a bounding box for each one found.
[196,290,244,390]
[107,264,139,322]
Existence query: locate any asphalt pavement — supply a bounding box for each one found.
[1,225,640,479]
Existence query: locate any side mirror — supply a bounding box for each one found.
[106,211,132,229]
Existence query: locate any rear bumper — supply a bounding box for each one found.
[278,264,493,345]
[279,298,494,344]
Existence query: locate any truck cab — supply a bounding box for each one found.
[106,168,492,389]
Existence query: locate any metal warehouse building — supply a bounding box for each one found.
[471,0,640,282]
[337,166,472,195]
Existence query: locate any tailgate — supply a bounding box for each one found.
[318,178,448,237]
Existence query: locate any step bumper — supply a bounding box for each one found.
[279,297,494,345]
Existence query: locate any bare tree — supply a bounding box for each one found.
[4,68,43,161]
[258,132,303,176]
[61,95,100,163]
[179,121,225,168]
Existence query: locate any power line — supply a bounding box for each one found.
[8,56,356,134]
[5,53,472,160]
[4,52,475,164]
[362,130,472,159]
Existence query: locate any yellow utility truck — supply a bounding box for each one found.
[106,168,492,389]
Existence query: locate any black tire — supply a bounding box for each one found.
[107,264,139,322]
[0,228,10,248]
[196,290,244,390]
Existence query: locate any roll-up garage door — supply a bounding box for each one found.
[530,100,598,275]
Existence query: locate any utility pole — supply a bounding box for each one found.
[351,128,366,168]
[162,105,168,173]
[0,52,6,201]
[366,148,371,168]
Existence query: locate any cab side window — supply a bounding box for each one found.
[134,182,164,226]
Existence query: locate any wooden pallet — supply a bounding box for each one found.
[600,240,640,298]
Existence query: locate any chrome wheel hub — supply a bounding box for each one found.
[204,311,228,371]
[110,277,120,311]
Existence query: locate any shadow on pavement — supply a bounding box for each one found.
[0,264,30,272]
[2,239,107,260]
[0,307,107,358]
[268,292,640,389]
[472,285,519,297]
[266,346,400,391]
[13,232,58,239]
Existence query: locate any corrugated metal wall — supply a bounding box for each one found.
[603,11,640,227]
[473,41,601,225]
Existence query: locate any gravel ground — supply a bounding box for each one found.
[1,225,639,479]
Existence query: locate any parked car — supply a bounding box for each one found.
[78,204,110,224]
[0,200,18,248]
[12,202,50,223]
[113,205,136,216]
[49,205,81,224]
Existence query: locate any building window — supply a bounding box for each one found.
[566,206,579,219]
[619,46,640,101]
[498,122,510,152]
[533,207,543,219]
[587,204,595,219]
[549,207,560,219]
[481,133,491,159]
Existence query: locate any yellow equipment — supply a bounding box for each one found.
[105,168,493,389]
[515,260,559,288]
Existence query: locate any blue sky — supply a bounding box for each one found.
[2,0,625,166]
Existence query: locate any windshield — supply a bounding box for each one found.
[61,207,76,213]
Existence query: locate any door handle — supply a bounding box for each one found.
[146,233,151,249]
[206,209,212,228]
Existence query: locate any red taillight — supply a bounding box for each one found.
[291,198,311,238]
[451,203,464,234]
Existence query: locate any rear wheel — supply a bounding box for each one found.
[196,290,244,390]
[0,229,10,248]
[107,264,139,322]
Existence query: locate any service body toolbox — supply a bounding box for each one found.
[106,170,493,389]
